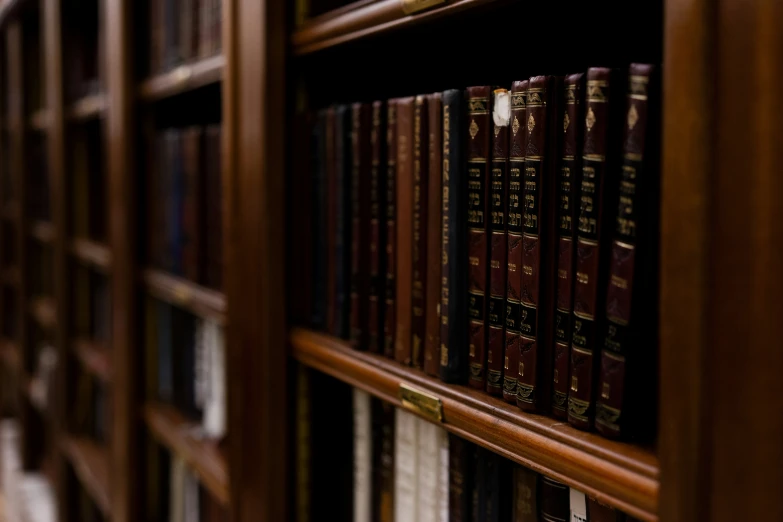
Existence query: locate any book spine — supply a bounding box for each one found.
[325,108,338,332]
[448,434,471,522]
[411,96,430,369]
[596,64,659,439]
[437,427,449,522]
[384,101,398,358]
[539,476,569,522]
[394,409,418,522]
[395,98,415,365]
[182,127,202,282]
[205,125,222,290]
[350,103,372,350]
[569,68,620,430]
[486,88,510,396]
[296,367,311,522]
[484,452,511,522]
[552,74,585,418]
[503,81,527,403]
[439,89,468,384]
[310,113,326,328]
[353,389,372,522]
[417,420,439,522]
[512,465,538,522]
[569,488,588,522]
[466,86,492,390]
[424,93,443,377]
[334,106,353,339]
[372,399,395,522]
[470,447,487,522]
[368,102,387,354]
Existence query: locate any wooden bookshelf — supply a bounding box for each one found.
[2,265,19,287]
[59,436,111,518]
[141,268,226,323]
[143,402,230,506]
[29,219,55,243]
[29,108,49,130]
[69,237,111,272]
[137,54,224,102]
[1,200,18,221]
[72,338,110,384]
[66,93,106,121]
[28,295,56,329]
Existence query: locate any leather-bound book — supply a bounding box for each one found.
[395,97,415,365]
[384,101,398,358]
[439,89,468,384]
[368,102,387,353]
[372,398,395,522]
[205,125,223,290]
[484,451,511,522]
[334,105,353,339]
[568,68,622,430]
[517,76,562,412]
[503,81,527,403]
[350,103,372,350]
[424,93,443,377]
[486,88,510,396]
[552,74,585,419]
[411,96,430,369]
[539,476,569,522]
[448,434,472,522]
[466,86,493,390]
[324,108,338,332]
[181,126,203,283]
[512,466,538,522]
[596,64,660,439]
[311,111,328,329]
[587,497,624,522]
[470,447,487,522]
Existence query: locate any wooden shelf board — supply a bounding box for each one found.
[29,296,57,329]
[72,338,111,384]
[138,54,224,101]
[143,402,229,506]
[291,328,659,521]
[29,109,49,131]
[59,436,111,518]
[292,0,500,55]
[66,93,106,121]
[70,237,112,272]
[30,220,55,243]
[2,266,19,287]
[142,269,225,323]
[2,201,18,221]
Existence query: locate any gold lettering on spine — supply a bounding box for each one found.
[440,103,450,367]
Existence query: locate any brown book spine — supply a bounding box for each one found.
[486,88,510,396]
[466,86,492,389]
[552,74,585,418]
[596,64,659,439]
[448,434,472,522]
[587,497,624,522]
[350,103,372,350]
[503,81,528,403]
[411,96,429,369]
[395,97,415,365]
[325,108,338,333]
[539,476,569,522]
[368,102,386,354]
[424,93,443,377]
[181,126,203,283]
[512,466,538,522]
[384,101,398,358]
[517,76,561,412]
[569,68,621,430]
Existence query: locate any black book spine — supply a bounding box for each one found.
[439,89,468,384]
[333,105,353,339]
[311,111,328,329]
[448,434,473,522]
[470,447,487,522]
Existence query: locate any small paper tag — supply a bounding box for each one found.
[493,89,511,127]
[570,488,587,522]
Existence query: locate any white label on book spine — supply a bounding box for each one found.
[569,488,588,522]
[395,409,419,522]
[437,427,450,522]
[353,389,372,522]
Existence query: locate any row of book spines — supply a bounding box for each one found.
[147,125,223,291]
[149,0,222,75]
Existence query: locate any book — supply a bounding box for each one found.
[424,93,443,377]
[204,125,223,290]
[371,398,395,522]
[334,105,353,339]
[353,389,372,522]
[394,97,415,365]
[383,100,398,359]
[484,451,511,522]
[517,75,561,412]
[587,497,624,522]
[417,419,439,522]
[325,108,338,333]
[200,319,226,439]
[569,488,587,522]
[350,103,372,350]
[181,126,203,283]
[394,408,418,522]
[552,74,585,419]
[448,434,472,522]
[368,101,387,354]
[411,95,429,369]
[466,86,493,390]
[311,111,328,328]
[470,446,487,522]
[503,81,528,404]
[439,89,468,384]
[486,88,510,396]
[437,427,449,522]
[595,64,659,440]
[568,68,622,431]
[156,301,173,402]
[512,465,538,522]
[539,476,569,522]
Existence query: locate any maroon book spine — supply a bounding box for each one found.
[466,86,492,390]
[517,76,561,412]
[486,88,510,396]
[411,95,429,369]
[595,64,659,439]
[503,81,528,404]
[350,103,372,350]
[368,101,386,354]
[325,108,338,333]
[568,68,621,430]
[552,74,585,419]
[394,97,415,365]
[384,101,398,358]
[424,93,443,377]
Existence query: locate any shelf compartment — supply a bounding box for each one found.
[70,237,111,272]
[142,269,225,323]
[2,266,19,287]
[72,338,111,384]
[292,0,498,55]
[29,109,49,131]
[143,402,229,506]
[29,296,57,329]
[138,54,224,102]
[59,436,111,518]
[66,93,106,121]
[30,220,55,244]
[291,328,659,521]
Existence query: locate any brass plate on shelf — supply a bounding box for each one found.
[400,0,446,15]
[399,383,443,422]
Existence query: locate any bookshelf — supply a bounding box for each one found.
[0,0,777,522]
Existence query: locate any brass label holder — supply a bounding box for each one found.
[399,383,443,422]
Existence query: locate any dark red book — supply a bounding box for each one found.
[466,86,493,390]
[368,101,387,354]
[395,97,415,365]
[411,95,429,369]
[383,101,398,358]
[424,93,443,377]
